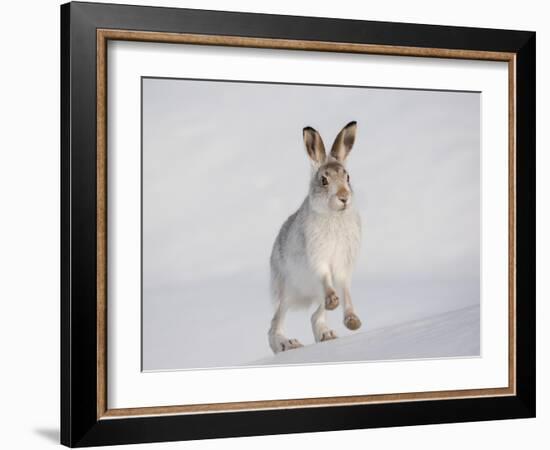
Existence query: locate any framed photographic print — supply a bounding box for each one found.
[60,1,536,447]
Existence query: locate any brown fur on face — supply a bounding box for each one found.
[308,159,353,212]
[336,187,350,202]
[323,161,346,174]
[318,161,351,196]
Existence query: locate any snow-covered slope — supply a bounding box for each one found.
[251,304,479,366]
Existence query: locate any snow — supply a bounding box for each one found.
[142,274,480,370]
[251,304,480,366]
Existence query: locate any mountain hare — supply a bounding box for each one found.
[269,122,362,354]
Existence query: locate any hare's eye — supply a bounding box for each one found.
[321,176,328,186]
[347,174,350,183]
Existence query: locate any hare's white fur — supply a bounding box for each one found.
[268,122,362,354]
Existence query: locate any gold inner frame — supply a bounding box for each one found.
[96,29,517,420]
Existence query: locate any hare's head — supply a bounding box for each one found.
[303,122,358,213]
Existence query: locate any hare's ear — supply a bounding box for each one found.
[303,126,326,166]
[330,121,357,162]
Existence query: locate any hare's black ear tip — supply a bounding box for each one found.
[346,121,357,129]
[303,126,316,134]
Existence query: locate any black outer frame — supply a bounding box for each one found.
[60,1,536,447]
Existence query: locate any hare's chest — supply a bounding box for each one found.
[305,213,361,269]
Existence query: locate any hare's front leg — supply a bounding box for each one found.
[268,302,304,353]
[342,285,362,330]
[311,304,337,342]
[322,273,340,310]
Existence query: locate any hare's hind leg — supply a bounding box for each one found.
[311,304,338,342]
[268,300,303,354]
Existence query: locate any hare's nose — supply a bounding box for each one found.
[337,188,349,204]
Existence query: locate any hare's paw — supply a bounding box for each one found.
[325,291,340,310]
[320,330,338,342]
[270,335,304,353]
[280,338,303,352]
[344,313,362,330]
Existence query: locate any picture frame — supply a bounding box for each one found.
[60,1,536,447]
